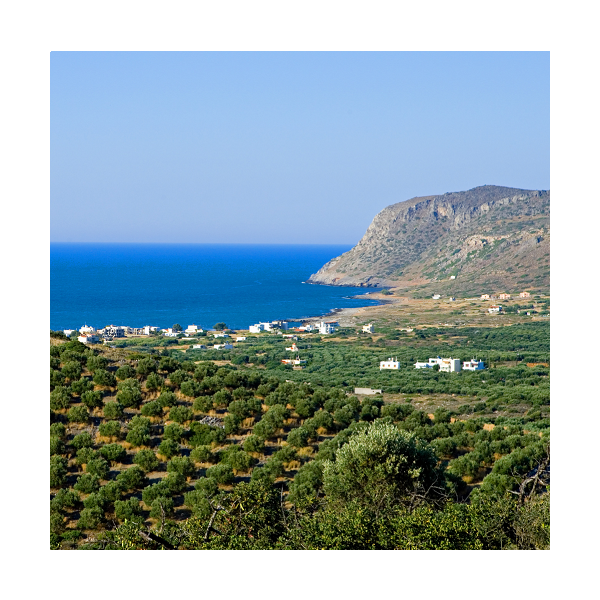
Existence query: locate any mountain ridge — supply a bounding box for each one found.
[307,185,550,296]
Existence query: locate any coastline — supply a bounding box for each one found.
[295,293,403,328]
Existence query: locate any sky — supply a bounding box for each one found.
[51,51,549,244]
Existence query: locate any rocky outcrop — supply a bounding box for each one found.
[307,185,550,295]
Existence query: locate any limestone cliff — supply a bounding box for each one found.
[307,185,550,296]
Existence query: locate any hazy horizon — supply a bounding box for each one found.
[51,52,549,244]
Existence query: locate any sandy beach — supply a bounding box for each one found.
[301,292,408,327]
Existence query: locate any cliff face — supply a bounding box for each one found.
[307,185,550,295]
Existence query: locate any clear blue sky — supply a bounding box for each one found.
[51,51,549,244]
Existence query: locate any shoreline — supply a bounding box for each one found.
[294,294,403,328]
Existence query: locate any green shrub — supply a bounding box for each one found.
[169,405,193,424]
[50,386,71,411]
[86,457,110,479]
[98,420,121,439]
[134,449,159,472]
[167,456,196,478]
[50,455,68,488]
[114,497,143,521]
[74,473,101,494]
[206,462,234,485]
[103,401,125,419]
[116,466,148,491]
[71,432,94,450]
[93,369,116,387]
[99,443,127,463]
[158,438,180,459]
[141,400,163,417]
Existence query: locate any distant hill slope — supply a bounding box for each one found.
[307,185,550,296]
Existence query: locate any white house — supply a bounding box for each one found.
[498,293,511,300]
[414,361,433,369]
[281,358,307,365]
[192,344,207,349]
[450,275,456,280]
[236,336,247,341]
[415,357,461,372]
[380,358,400,370]
[481,294,491,300]
[488,305,502,313]
[213,333,229,338]
[103,325,125,338]
[463,359,485,371]
[78,334,99,344]
[214,343,233,350]
[286,343,299,352]
[79,324,96,334]
[362,323,375,334]
[317,321,337,335]
[186,324,202,334]
[63,329,76,338]
[432,294,441,300]
[249,324,263,333]
[439,358,461,372]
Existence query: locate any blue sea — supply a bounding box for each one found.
[50,244,380,331]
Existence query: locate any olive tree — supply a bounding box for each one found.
[117,378,143,409]
[322,421,445,515]
[114,497,142,521]
[98,420,121,439]
[93,369,116,388]
[133,449,159,472]
[50,386,71,411]
[99,443,127,463]
[116,364,136,380]
[103,401,124,420]
[50,455,68,488]
[67,405,90,424]
[166,456,196,478]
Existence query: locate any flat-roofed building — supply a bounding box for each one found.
[380,358,400,370]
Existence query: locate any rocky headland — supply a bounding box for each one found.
[307,185,549,297]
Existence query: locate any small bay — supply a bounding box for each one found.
[50,243,380,331]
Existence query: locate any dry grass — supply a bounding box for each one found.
[242,417,256,428]
[297,446,315,458]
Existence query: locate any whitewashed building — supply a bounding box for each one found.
[488,305,502,313]
[214,343,233,350]
[380,358,400,370]
[519,291,531,298]
[414,361,433,369]
[286,343,299,352]
[103,325,125,338]
[354,388,382,395]
[463,359,485,371]
[362,323,375,334]
[415,356,461,372]
[236,336,247,341]
[78,334,99,344]
[63,329,76,338]
[317,321,337,335]
[79,324,96,334]
[186,324,202,334]
[432,294,441,300]
[439,358,461,372]
[281,358,307,365]
[192,344,207,349]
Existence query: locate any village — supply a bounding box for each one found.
[58,289,547,383]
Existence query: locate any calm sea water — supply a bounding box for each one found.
[50,244,380,331]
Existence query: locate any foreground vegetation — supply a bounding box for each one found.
[50,319,549,550]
